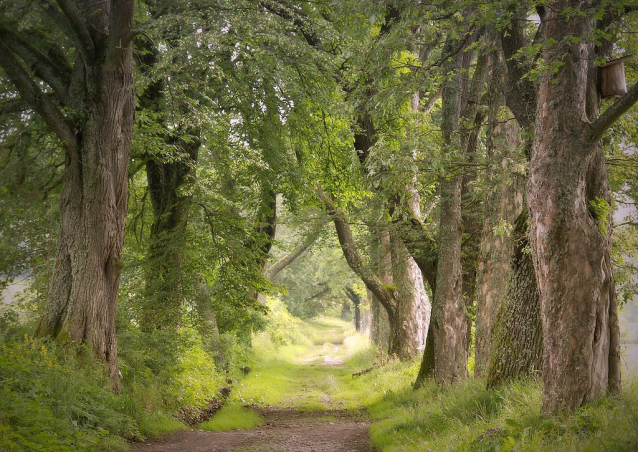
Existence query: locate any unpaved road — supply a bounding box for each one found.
[133,408,374,452]
[134,325,376,451]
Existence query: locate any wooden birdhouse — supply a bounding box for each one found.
[599,56,631,99]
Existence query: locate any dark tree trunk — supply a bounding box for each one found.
[486,211,542,387]
[0,0,137,391]
[345,287,361,331]
[135,35,199,330]
[143,139,198,329]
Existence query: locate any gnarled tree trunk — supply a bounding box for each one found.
[0,0,137,391]
[528,1,633,413]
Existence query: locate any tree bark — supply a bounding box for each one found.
[529,0,624,413]
[391,230,428,359]
[431,35,474,385]
[0,0,136,391]
[486,211,542,388]
[474,52,525,376]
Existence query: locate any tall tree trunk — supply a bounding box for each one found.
[22,0,136,391]
[431,36,473,385]
[529,1,629,412]
[459,51,489,355]
[136,36,199,330]
[474,57,525,375]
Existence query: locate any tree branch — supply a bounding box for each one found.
[315,185,396,319]
[589,80,638,142]
[265,219,326,281]
[0,41,76,153]
[0,25,70,103]
[54,0,95,62]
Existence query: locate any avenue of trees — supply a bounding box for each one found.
[1,0,638,420]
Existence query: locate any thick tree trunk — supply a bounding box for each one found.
[529,1,622,413]
[32,0,134,391]
[486,211,542,387]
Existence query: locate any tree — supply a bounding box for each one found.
[0,0,135,389]
[527,1,638,413]
[430,26,477,385]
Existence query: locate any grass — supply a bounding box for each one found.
[4,303,636,451]
[199,405,264,431]
[224,313,638,451]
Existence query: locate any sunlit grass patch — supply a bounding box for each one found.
[198,404,264,431]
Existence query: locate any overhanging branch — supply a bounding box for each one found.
[54,0,95,62]
[315,185,397,319]
[0,25,70,103]
[589,80,638,142]
[0,41,76,153]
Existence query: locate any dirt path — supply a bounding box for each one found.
[133,323,377,452]
[133,408,373,452]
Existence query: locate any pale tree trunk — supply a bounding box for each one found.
[528,1,634,413]
[389,91,430,361]
[474,53,525,376]
[360,292,372,336]
[391,230,428,359]
[0,0,136,391]
[372,228,392,351]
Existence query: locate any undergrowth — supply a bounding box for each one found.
[3,298,637,452]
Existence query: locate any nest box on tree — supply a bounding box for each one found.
[599,56,632,99]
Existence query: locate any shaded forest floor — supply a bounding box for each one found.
[134,319,377,452]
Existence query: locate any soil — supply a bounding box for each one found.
[133,408,374,452]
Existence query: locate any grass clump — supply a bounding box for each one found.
[199,404,263,431]
[356,368,638,451]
